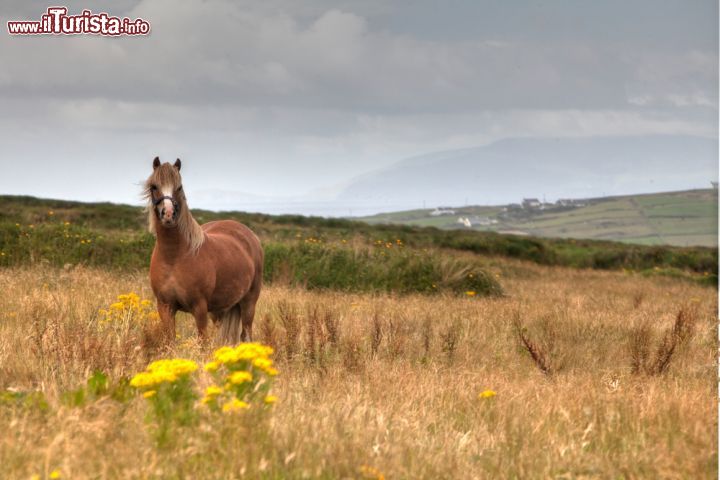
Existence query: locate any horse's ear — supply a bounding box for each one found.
[174,159,181,171]
[153,157,160,170]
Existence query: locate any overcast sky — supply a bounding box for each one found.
[0,0,717,214]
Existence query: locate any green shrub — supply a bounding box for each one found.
[264,241,503,297]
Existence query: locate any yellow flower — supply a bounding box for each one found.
[213,343,274,365]
[264,395,278,405]
[252,357,273,371]
[465,291,476,297]
[147,358,198,376]
[99,292,159,326]
[479,389,497,399]
[205,385,223,397]
[49,470,62,479]
[130,358,198,388]
[213,346,235,363]
[143,390,157,398]
[228,371,253,385]
[204,361,220,373]
[130,371,164,388]
[222,398,250,413]
[253,357,279,376]
[359,465,385,480]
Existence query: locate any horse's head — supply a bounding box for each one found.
[145,157,185,228]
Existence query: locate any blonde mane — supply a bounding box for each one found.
[144,162,205,253]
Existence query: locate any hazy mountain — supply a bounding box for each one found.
[337,135,718,210]
[189,188,366,216]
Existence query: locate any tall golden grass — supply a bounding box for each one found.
[0,262,716,479]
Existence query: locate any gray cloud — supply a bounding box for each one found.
[2,1,715,111]
[0,0,716,213]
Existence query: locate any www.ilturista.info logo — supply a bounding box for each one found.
[7,7,150,36]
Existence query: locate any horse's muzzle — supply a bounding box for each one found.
[155,195,180,225]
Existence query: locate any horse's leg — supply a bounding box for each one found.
[192,301,209,343]
[157,301,176,343]
[239,301,253,342]
[240,277,262,342]
[241,272,263,342]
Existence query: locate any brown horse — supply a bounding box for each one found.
[144,157,263,344]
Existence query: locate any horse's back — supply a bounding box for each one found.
[201,220,263,266]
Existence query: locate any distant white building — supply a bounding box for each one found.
[522,198,541,209]
[430,208,455,216]
[457,217,472,228]
[556,198,585,207]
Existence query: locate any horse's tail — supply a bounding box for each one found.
[219,306,242,345]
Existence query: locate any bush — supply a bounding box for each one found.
[264,241,503,297]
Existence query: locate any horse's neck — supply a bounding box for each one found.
[154,224,191,261]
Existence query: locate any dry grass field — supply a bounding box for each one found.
[0,260,716,479]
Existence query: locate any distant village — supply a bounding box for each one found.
[430,197,588,229]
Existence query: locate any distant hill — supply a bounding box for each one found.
[338,135,717,210]
[358,189,718,247]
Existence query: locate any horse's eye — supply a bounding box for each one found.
[150,185,158,191]
[177,185,183,192]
